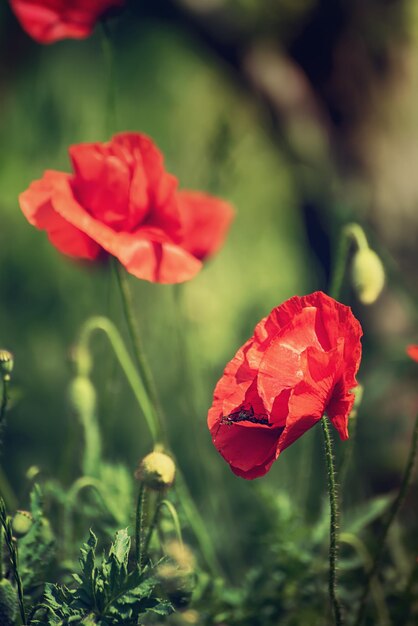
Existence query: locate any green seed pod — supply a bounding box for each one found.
[0,579,18,626]
[351,248,385,305]
[135,451,176,491]
[12,510,33,538]
[68,376,97,417]
[0,350,13,378]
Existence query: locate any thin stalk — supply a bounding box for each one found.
[135,484,147,568]
[113,262,166,443]
[321,416,344,626]
[112,266,222,575]
[329,223,369,299]
[142,493,164,558]
[0,498,26,625]
[354,413,418,626]
[77,316,159,444]
[100,21,117,133]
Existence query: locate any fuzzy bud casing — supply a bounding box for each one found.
[351,248,385,305]
[135,451,176,491]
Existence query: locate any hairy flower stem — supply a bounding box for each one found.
[0,498,26,625]
[135,484,147,569]
[354,412,418,626]
[113,262,166,444]
[321,416,344,626]
[329,223,368,299]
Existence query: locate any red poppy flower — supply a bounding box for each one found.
[208,292,362,479]
[19,132,234,283]
[10,0,124,44]
[407,345,418,362]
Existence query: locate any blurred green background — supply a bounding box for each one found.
[0,0,417,577]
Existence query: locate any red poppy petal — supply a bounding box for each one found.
[407,345,418,362]
[19,171,100,259]
[113,133,179,207]
[280,345,343,435]
[326,393,353,440]
[276,414,320,455]
[10,0,124,44]
[50,179,201,283]
[207,291,363,478]
[177,191,235,260]
[211,421,280,479]
[69,142,148,231]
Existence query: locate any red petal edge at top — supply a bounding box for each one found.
[207,292,362,479]
[10,0,125,44]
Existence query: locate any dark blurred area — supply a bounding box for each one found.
[0,0,417,575]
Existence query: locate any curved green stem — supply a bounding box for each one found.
[113,263,166,443]
[321,416,344,626]
[329,223,369,299]
[354,412,418,626]
[76,316,159,444]
[158,499,183,548]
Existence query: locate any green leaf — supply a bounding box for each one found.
[344,493,394,535]
[109,529,130,566]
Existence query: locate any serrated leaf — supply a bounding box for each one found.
[109,529,130,566]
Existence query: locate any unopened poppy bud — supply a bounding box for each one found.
[135,451,176,491]
[351,248,385,305]
[12,510,33,537]
[26,465,41,481]
[0,579,18,626]
[68,376,96,417]
[0,350,13,379]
